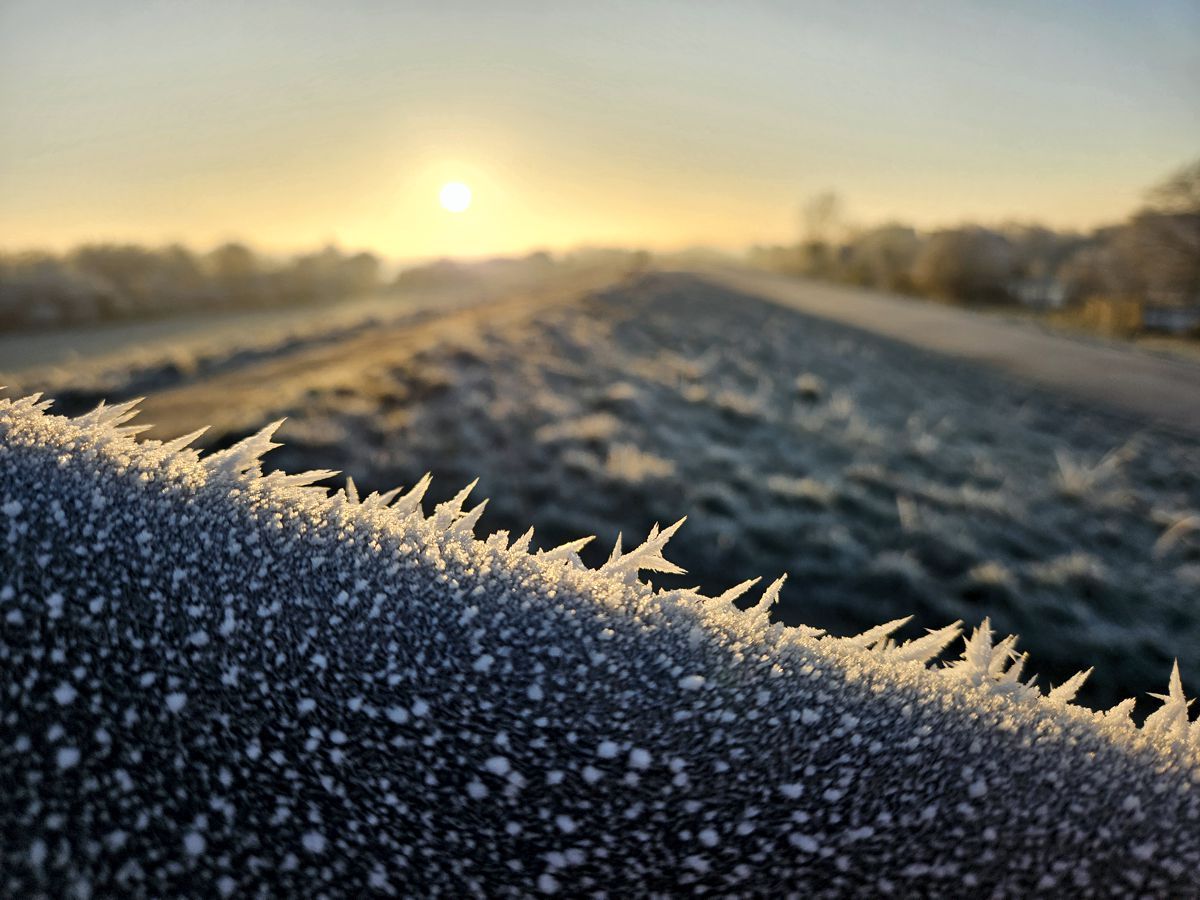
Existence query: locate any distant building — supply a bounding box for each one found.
[1142,304,1200,335]
[1010,277,1068,310]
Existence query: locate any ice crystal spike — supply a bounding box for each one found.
[953,618,995,681]
[158,427,210,455]
[484,530,510,552]
[998,652,1029,687]
[1,395,1198,896]
[73,397,144,429]
[1047,668,1093,705]
[266,469,339,491]
[599,517,686,583]
[712,576,761,606]
[432,478,479,530]
[745,574,787,624]
[887,621,963,664]
[1103,697,1138,725]
[203,419,286,478]
[1144,661,1194,743]
[537,535,595,565]
[508,527,534,554]
[361,486,404,510]
[848,616,913,648]
[390,472,432,518]
[987,634,1019,678]
[448,500,488,538]
[605,532,623,566]
[9,392,48,413]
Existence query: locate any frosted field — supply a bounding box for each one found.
[8,270,1199,711]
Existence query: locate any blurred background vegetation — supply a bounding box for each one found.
[748,156,1200,339]
[0,241,384,330]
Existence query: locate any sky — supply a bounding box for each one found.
[1,0,1198,260]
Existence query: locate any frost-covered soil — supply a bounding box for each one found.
[1,394,1198,896]
[6,271,1198,713]
[253,273,1199,712]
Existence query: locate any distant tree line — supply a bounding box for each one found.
[0,242,382,331]
[749,157,1200,322]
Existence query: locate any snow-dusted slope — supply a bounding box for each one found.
[1,395,1197,897]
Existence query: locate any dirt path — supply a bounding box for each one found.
[133,266,624,442]
[0,291,441,375]
[698,267,1200,436]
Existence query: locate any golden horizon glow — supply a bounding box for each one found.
[439,182,472,214]
[1,2,1197,260]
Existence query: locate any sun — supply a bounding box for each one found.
[439,181,472,213]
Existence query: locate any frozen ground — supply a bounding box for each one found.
[6,270,1198,711]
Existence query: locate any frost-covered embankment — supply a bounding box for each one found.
[1,395,1198,896]
[244,273,1200,712]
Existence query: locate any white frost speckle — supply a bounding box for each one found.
[555,815,577,834]
[165,692,187,713]
[484,756,511,776]
[56,746,81,769]
[467,780,488,799]
[581,765,603,784]
[53,682,77,705]
[790,834,820,853]
[301,831,326,854]
[679,675,705,691]
[629,748,652,770]
[597,740,619,759]
[1131,841,1156,861]
[183,831,206,856]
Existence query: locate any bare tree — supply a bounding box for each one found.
[1106,157,1200,303]
[1147,157,1200,215]
[799,191,843,245]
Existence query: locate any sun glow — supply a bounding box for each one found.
[439,182,472,213]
